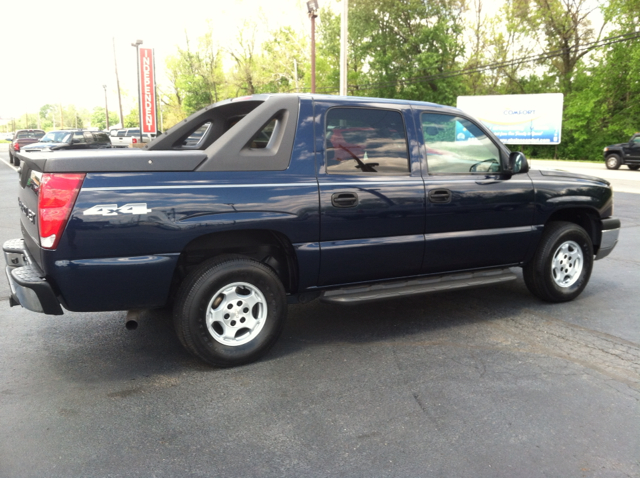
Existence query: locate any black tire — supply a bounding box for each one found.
[13,156,20,167]
[523,221,594,303]
[173,255,287,367]
[8,151,13,165]
[605,154,621,170]
[628,164,640,171]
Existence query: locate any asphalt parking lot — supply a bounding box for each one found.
[1,145,639,477]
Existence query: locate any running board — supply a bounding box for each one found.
[320,268,517,304]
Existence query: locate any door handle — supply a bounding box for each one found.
[331,192,358,208]
[428,189,452,204]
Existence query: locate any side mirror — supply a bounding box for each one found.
[507,151,529,174]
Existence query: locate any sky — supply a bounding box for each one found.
[0,0,316,123]
[0,0,606,127]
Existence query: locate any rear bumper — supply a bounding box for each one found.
[3,239,63,315]
[595,217,620,260]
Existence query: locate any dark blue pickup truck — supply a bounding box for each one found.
[4,94,620,367]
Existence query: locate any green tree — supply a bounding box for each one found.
[317,0,468,105]
[164,24,227,116]
[261,27,309,93]
[227,20,268,96]
[91,107,119,130]
[124,108,139,128]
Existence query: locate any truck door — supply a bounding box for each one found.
[627,134,640,161]
[316,101,426,286]
[415,109,535,273]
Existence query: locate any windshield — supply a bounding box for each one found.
[17,131,45,139]
[40,131,72,143]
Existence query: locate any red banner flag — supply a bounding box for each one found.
[138,47,157,134]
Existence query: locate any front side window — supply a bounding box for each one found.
[40,131,71,143]
[422,113,501,174]
[325,108,410,175]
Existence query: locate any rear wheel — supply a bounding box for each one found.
[628,164,640,171]
[523,221,593,303]
[605,154,621,170]
[173,255,287,367]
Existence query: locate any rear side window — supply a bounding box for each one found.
[325,108,410,175]
[94,133,110,143]
[72,132,86,144]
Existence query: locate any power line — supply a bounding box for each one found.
[295,30,640,95]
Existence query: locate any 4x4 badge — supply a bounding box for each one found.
[83,203,152,216]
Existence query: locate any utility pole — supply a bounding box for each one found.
[103,85,110,131]
[307,1,319,94]
[113,37,124,128]
[340,0,348,96]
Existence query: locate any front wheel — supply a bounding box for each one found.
[173,255,287,367]
[605,154,621,170]
[523,221,594,303]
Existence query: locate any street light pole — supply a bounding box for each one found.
[131,39,143,144]
[103,85,110,131]
[307,1,319,94]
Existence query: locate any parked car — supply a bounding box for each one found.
[603,133,640,170]
[111,128,156,147]
[22,130,113,153]
[8,129,45,165]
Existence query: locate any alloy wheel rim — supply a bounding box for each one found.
[206,282,267,346]
[551,240,583,288]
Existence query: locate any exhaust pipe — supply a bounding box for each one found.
[125,310,142,330]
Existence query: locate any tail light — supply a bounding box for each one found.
[38,173,85,249]
[132,137,138,144]
[13,142,20,151]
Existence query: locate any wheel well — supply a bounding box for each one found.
[170,230,298,299]
[546,208,601,249]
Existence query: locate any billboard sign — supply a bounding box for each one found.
[138,47,157,134]
[456,93,563,145]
